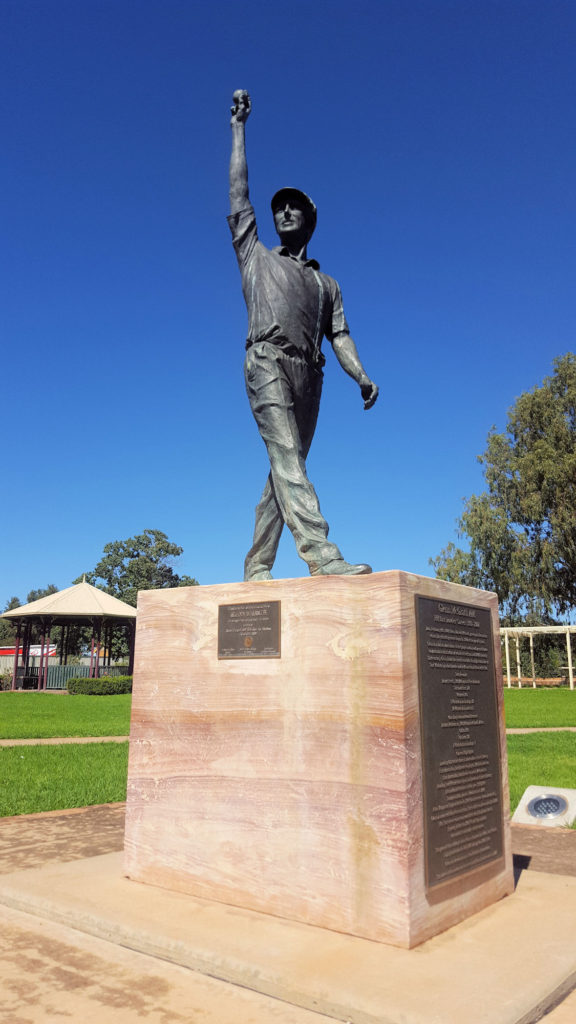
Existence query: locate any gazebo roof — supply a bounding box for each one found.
[1,581,137,622]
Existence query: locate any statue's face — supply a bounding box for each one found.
[273,200,310,244]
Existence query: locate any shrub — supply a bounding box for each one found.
[67,675,132,695]
[0,672,12,692]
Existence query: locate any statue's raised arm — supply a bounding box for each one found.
[229,89,251,214]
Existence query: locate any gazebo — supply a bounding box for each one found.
[1,581,137,691]
[500,624,576,690]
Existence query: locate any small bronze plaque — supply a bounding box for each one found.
[218,600,281,659]
[415,595,504,889]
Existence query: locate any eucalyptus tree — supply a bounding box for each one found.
[431,353,576,621]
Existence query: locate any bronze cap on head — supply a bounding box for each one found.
[271,187,317,233]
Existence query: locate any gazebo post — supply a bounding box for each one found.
[42,618,52,690]
[89,628,96,678]
[567,629,574,691]
[66,624,74,666]
[515,635,522,687]
[23,622,31,675]
[94,620,102,678]
[504,631,511,688]
[37,627,45,691]
[67,623,73,666]
[128,621,136,675]
[11,620,21,690]
[529,633,536,688]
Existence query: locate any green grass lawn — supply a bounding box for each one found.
[0,742,129,817]
[1,733,572,816]
[1,689,575,817]
[506,732,576,811]
[0,692,132,739]
[2,687,573,739]
[503,687,576,728]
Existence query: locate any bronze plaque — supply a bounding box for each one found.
[415,596,504,889]
[218,600,281,659]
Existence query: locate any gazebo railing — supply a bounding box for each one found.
[15,664,130,690]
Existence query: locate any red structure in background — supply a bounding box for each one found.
[0,645,57,657]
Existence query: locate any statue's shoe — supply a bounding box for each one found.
[310,559,372,576]
[245,569,273,581]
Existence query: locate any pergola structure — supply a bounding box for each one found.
[1,581,137,691]
[500,625,576,690]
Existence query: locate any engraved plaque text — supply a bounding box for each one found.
[416,596,504,889]
[218,600,281,659]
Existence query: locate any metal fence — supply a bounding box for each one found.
[11,664,130,690]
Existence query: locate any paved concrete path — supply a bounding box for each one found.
[506,726,576,734]
[0,735,128,746]
[0,804,575,1023]
[0,803,126,873]
[1,727,575,747]
[1,725,575,748]
[0,726,573,748]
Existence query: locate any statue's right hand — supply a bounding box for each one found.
[230,89,251,124]
[360,379,379,410]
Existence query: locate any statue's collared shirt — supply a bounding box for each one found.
[228,203,349,366]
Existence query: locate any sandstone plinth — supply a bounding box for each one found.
[124,571,514,948]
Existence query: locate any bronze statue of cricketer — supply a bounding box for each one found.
[229,90,378,581]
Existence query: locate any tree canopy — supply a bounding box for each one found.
[26,584,59,604]
[76,528,199,607]
[0,597,21,646]
[0,588,59,647]
[431,353,576,621]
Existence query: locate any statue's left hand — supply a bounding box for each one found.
[361,379,379,410]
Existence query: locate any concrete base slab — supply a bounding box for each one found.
[0,902,334,1024]
[543,988,576,1023]
[0,853,575,1024]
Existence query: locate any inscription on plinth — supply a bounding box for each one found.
[416,595,504,889]
[218,600,281,659]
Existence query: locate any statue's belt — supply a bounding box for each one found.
[245,338,325,368]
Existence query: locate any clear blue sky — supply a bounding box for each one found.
[2,0,575,606]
